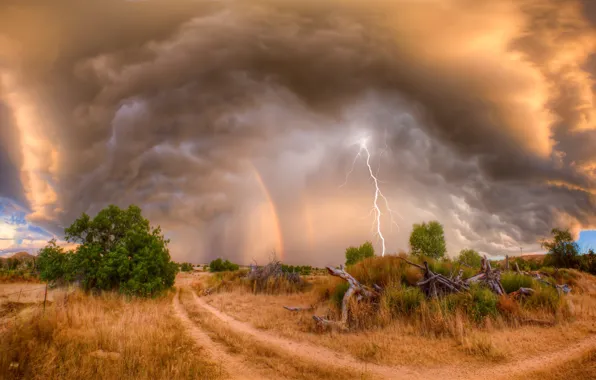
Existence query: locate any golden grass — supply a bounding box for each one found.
[179,288,370,380]
[0,289,221,380]
[510,348,596,380]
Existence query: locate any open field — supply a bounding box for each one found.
[1,268,595,379]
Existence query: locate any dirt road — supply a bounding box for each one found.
[172,290,262,380]
[184,286,596,380]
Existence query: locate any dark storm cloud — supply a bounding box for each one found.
[0,101,24,204]
[1,0,595,262]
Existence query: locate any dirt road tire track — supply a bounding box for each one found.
[172,289,262,380]
[191,289,596,380]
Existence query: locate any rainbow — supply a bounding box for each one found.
[249,164,285,260]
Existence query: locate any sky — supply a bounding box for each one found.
[0,0,596,265]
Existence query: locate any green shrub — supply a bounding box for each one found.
[281,264,312,275]
[440,291,472,314]
[209,258,240,272]
[345,241,375,266]
[179,262,194,272]
[500,273,534,293]
[522,287,560,313]
[468,286,498,322]
[383,286,425,316]
[331,282,350,309]
[427,258,453,277]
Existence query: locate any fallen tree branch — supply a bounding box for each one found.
[284,305,314,312]
[313,265,380,330]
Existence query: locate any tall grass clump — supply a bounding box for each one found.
[382,286,425,317]
[347,255,406,287]
[501,272,534,293]
[522,287,561,313]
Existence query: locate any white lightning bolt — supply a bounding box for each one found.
[341,136,400,256]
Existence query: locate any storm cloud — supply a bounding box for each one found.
[0,0,595,264]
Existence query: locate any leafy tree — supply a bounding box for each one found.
[179,262,194,272]
[409,221,447,259]
[38,205,178,296]
[457,249,482,268]
[578,249,596,275]
[38,239,70,282]
[540,228,579,269]
[345,241,375,266]
[209,258,240,272]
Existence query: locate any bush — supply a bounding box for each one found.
[179,263,194,272]
[345,241,375,266]
[522,287,560,313]
[208,258,239,272]
[427,258,453,277]
[37,205,178,297]
[347,255,406,287]
[468,286,498,322]
[500,273,534,293]
[281,264,312,275]
[330,282,350,310]
[383,286,424,316]
[403,266,422,286]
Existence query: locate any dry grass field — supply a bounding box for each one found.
[1,266,595,380]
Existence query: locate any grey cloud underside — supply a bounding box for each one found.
[1,0,595,263]
[0,102,25,204]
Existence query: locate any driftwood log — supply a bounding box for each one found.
[312,265,379,329]
[400,255,506,296]
[513,263,572,294]
[509,287,535,300]
[416,261,469,297]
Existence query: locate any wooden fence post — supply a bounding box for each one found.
[43,283,48,313]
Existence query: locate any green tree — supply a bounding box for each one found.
[457,248,482,268]
[345,241,375,266]
[209,258,240,272]
[179,262,194,272]
[37,239,70,282]
[579,249,596,275]
[38,205,178,296]
[540,228,579,269]
[409,221,447,259]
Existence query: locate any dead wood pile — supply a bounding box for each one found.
[514,262,572,294]
[247,259,302,292]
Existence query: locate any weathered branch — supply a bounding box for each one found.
[284,305,314,312]
[313,265,380,330]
